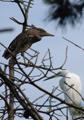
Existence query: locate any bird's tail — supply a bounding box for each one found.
[3,50,10,59]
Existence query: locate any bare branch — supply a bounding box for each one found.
[0,28,13,33]
[63,37,84,51]
[0,67,43,120]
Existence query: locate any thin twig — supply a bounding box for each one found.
[0,28,13,33]
[63,37,84,51]
[60,46,68,68]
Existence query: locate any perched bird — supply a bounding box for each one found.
[59,69,83,119]
[3,26,54,59]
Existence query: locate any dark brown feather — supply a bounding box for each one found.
[3,31,41,59]
[3,27,54,59]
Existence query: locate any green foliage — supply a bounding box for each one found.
[43,0,63,5]
[43,0,84,27]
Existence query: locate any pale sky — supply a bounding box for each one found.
[0,0,84,120]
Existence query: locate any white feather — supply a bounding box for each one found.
[59,70,82,119]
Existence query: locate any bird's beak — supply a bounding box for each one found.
[43,32,54,37]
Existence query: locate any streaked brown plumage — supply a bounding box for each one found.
[3,26,54,59]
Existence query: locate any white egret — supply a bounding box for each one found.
[58,69,83,119]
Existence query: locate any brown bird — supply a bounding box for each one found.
[3,26,54,59]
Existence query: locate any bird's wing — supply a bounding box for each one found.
[3,31,41,59]
[60,73,82,104]
[8,32,28,51]
[8,32,41,51]
[59,73,83,119]
[3,32,29,59]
